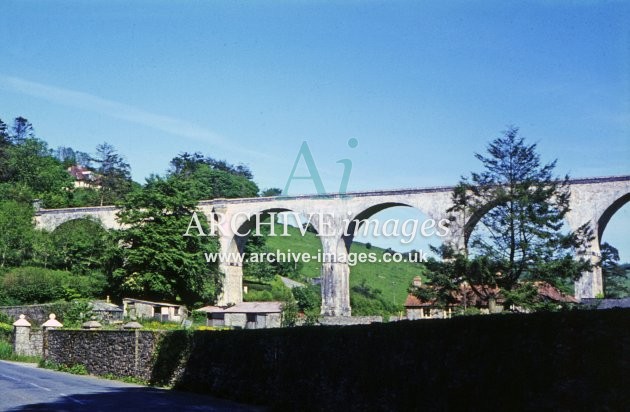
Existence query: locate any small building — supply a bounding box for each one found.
[122,298,187,322]
[67,165,98,188]
[90,300,124,322]
[404,294,453,320]
[195,302,283,329]
[405,279,576,320]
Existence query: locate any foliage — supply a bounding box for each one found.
[0,322,12,342]
[1,132,73,207]
[113,174,222,306]
[601,242,630,298]
[39,359,88,375]
[61,300,95,328]
[92,142,134,205]
[102,373,149,385]
[169,152,258,199]
[138,320,184,331]
[502,282,562,312]
[292,285,320,314]
[281,300,299,327]
[0,200,34,268]
[0,267,103,304]
[47,218,113,275]
[428,127,592,307]
[261,187,282,197]
[350,279,397,317]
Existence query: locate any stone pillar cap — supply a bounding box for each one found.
[13,314,31,327]
[82,320,103,329]
[42,313,63,328]
[122,321,143,329]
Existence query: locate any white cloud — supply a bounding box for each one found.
[0,74,271,160]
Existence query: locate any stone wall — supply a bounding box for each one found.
[39,309,628,410]
[0,305,63,325]
[13,327,42,357]
[173,309,628,410]
[46,330,164,381]
[316,315,382,325]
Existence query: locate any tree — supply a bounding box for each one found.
[261,187,282,197]
[9,117,34,144]
[600,242,629,298]
[92,143,134,205]
[112,174,221,306]
[55,146,92,168]
[48,218,112,275]
[0,200,35,267]
[430,127,591,306]
[0,136,73,207]
[169,153,258,199]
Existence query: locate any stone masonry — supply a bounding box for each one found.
[34,175,630,313]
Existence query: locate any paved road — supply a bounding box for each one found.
[0,360,265,411]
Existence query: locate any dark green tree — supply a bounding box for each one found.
[261,187,282,197]
[601,242,629,298]
[429,127,591,306]
[1,137,73,207]
[112,174,221,306]
[48,218,112,275]
[92,143,134,205]
[169,152,258,199]
[0,200,35,267]
[9,116,35,144]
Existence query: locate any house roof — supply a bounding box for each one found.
[404,294,433,307]
[123,298,182,308]
[405,281,576,308]
[533,281,578,303]
[91,301,123,312]
[196,301,283,314]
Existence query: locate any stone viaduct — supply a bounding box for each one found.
[35,175,630,316]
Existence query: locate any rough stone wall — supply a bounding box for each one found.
[224,313,247,329]
[316,315,382,325]
[0,305,58,325]
[31,309,629,410]
[46,330,164,381]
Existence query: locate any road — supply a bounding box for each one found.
[0,360,265,411]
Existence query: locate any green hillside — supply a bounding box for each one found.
[264,224,427,313]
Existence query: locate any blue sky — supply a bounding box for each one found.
[0,1,628,259]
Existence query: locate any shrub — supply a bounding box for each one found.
[1,267,66,303]
[0,266,106,304]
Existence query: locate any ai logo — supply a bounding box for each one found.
[282,138,359,196]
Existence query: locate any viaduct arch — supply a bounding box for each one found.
[35,175,630,316]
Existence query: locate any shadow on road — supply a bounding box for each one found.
[6,386,266,412]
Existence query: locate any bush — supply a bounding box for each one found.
[1,267,66,303]
[0,266,106,304]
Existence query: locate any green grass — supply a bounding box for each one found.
[264,224,427,311]
[39,359,88,375]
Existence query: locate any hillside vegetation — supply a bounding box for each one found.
[262,223,427,315]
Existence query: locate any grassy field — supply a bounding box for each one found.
[264,224,427,310]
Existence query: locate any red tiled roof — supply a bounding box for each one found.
[533,281,578,303]
[405,281,576,308]
[404,294,433,307]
